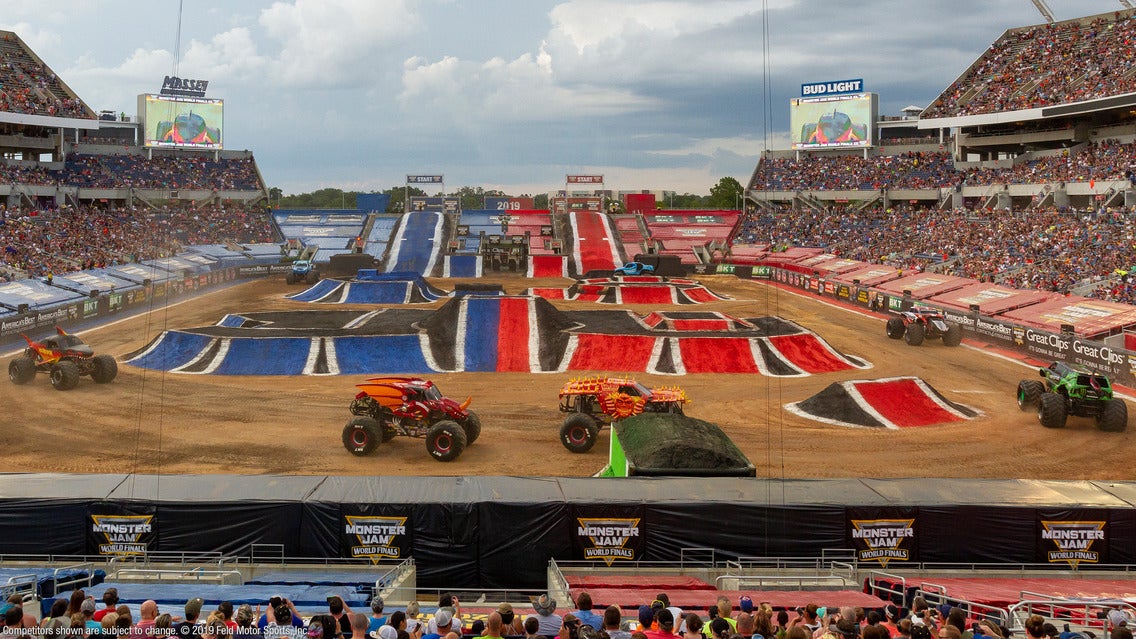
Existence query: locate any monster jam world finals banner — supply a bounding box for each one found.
[848,508,918,567]
[572,505,645,566]
[342,510,412,564]
[1038,511,1108,567]
[88,506,157,556]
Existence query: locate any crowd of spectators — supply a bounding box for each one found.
[0,154,263,191]
[922,11,1136,118]
[2,582,1134,639]
[0,201,278,281]
[750,141,1136,192]
[736,203,1136,304]
[0,33,90,119]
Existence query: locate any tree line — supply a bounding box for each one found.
[268,177,744,212]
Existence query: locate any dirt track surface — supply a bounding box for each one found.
[3,274,1132,480]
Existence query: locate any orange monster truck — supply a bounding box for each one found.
[8,326,118,390]
[342,377,481,462]
[558,376,689,453]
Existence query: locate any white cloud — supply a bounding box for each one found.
[258,0,420,86]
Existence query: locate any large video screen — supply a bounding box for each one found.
[790,93,875,149]
[140,94,223,149]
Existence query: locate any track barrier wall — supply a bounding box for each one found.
[724,264,1136,388]
[5,474,1136,589]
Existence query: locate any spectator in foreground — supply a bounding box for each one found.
[572,593,603,631]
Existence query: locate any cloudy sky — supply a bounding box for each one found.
[3,0,1128,196]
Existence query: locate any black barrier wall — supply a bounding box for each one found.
[3,475,1136,588]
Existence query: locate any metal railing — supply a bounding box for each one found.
[112,567,244,584]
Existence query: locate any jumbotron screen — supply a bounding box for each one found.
[139,94,224,149]
[789,93,876,149]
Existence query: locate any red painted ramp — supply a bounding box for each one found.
[496,297,532,372]
[529,255,567,278]
[678,338,759,374]
[568,334,658,371]
[567,587,887,611]
[768,333,856,374]
[879,577,1136,609]
[852,378,968,428]
[619,286,676,304]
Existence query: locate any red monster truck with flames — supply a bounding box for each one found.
[342,377,481,462]
[558,376,689,453]
[8,326,118,390]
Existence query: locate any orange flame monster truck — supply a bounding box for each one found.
[8,326,118,390]
[558,376,689,453]
[342,377,481,462]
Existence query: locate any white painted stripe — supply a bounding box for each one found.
[444,255,453,278]
[343,310,379,330]
[452,297,468,372]
[749,338,773,376]
[124,330,168,363]
[324,338,341,376]
[527,297,540,372]
[525,257,534,278]
[557,334,580,372]
[669,286,679,305]
[784,400,883,430]
[385,213,410,269]
[568,212,584,276]
[171,337,220,373]
[302,337,322,375]
[669,337,687,376]
[560,256,568,278]
[759,337,808,376]
[403,281,413,305]
[198,339,230,375]
[911,376,980,418]
[843,381,900,430]
[597,212,623,267]
[422,211,444,276]
[418,333,442,372]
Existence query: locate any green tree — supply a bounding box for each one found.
[708,176,743,209]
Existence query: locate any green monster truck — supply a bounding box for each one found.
[1016,361,1128,432]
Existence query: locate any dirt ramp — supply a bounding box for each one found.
[786,376,979,429]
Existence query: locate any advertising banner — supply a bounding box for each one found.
[1037,510,1109,567]
[87,504,158,556]
[571,505,645,566]
[341,506,413,564]
[847,507,919,567]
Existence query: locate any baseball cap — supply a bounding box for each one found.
[185,598,204,619]
[435,609,453,628]
[739,596,754,613]
[1108,610,1129,627]
[80,599,97,614]
[497,603,513,615]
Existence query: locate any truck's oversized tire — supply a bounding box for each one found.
[885,318,905,340]
[342,417,381,456]
[50,361,80,391]
[426,420,467,462]
[1037,392,1067,429]
[461,409,482,445]
[306,270,320,284]
[286,271,297,284]
[1016,380,1044,411]
[904,323,925,346]
[91,354,118,383]
[942,322,962,347]
[8,357,35,385]
[1097,399,1128,432]
[560,414,599,454]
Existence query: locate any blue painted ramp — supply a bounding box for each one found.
[341,282,413,304]
[333,336,434,374]
[445,254,480,278]
[211,338,312,375]
[126,331,215,371]
[387,211,441,275]
[461,297,500,372]
[286,279,344,302]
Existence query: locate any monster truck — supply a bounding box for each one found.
[558,376,689,453]
[613,261,656,276]
[1016,361,1128,432]
[885,306,962,347]
[342,377,481,462]
[8,327,118,390]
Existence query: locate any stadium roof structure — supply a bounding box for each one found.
[926,282,1058,315]
[999,294,1136,338]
